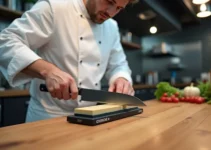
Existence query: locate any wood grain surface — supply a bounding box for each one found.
[0,100,210,150]
[0,90,29,97]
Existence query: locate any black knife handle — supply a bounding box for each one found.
[39,84,81,94]
[40,84,49,92]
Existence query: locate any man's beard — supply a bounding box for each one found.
[90,13,106,24]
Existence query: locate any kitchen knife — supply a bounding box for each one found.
[39,84,146,106]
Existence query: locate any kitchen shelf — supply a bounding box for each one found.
[121,41,141,50]
[0,5,23,20]
[146,51,178,57]
[167,64,186,71]
[133,83,191,89]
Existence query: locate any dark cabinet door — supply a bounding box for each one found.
[0,96,30,127]
[135,88,156,100]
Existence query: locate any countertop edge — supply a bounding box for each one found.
[0,90,30,98]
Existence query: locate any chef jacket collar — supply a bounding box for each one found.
[76,0,91,19]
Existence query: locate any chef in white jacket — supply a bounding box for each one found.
[0,0,136,122]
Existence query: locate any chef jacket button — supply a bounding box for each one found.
[80,14,83,18]
[80,60,83,64]
[99,41,101,44]
[97,63,100,66]
[95,83,98,86]
[80,37,83,40]
[79,82,82,85]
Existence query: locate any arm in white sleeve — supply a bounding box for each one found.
[105,21,132,85]
[0,1,54,87]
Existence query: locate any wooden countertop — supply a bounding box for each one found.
[0,100,210,150]
[0,90,30,97]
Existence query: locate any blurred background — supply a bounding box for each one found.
[1,0,211,89]
[1,0,211,126]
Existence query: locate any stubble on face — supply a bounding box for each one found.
[85,0,106,24]
[84,0,129,24]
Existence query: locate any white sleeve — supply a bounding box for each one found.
[0,0,54,87]
[105,21,132,85]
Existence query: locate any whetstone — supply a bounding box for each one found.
[103,103,138,109]
[74,104,123,116]
[67,106,143,126]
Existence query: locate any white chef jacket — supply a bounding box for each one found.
[0,0,132,122]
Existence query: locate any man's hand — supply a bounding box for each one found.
[108,77,134,96]
[22,59,78,100]
[41,68,78,100]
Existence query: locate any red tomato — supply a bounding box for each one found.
[189,97,193,103]
[174,92,179,97]
[173,97,179,103]
[185,97,191,102]
[171,96,176,101]
[196,97,200,103]
[180,97,185,102]
[195,98,200,104]
[190,97,196,103]
[166,97,172,102]
[162,93,168,97]
[171,95,176,98]
[160,97,167,102]
[195,97,205,104]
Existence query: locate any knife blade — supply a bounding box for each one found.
[39,84,146,106]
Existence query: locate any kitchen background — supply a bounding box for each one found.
[1,0,211,90]
[1,0,211,127]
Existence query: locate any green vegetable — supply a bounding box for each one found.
[207,100,211,104]
[197,81,211,104]
[154,82,181,100]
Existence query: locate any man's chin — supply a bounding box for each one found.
[91,18,107,24]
